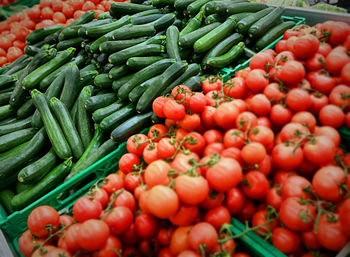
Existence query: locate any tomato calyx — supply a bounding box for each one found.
[102,188,125,215]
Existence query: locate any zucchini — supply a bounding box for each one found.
[69,10,96,27]
[179,22,221,48]
[137,61,187,113]
[89,30,116,53]
[237,7,274,35]
[130,9,163,18]
[0,87,14,94]
[0,128,36,153]
[17,149,57,184]
[183,75,202,91]
[118,58,175,99]
[0,74,17,90]
[22,48,76,90]
[255,21,296,51]
[109,65,130,79]
[243,47,257,58]
[112,74,134,92]
[187,0,212,15]
[166,26,181,61]
[149,13,176,31]
[98,12,112,20]
[175,0,196,9]
[100,104,136,132]
[59,26,81,41]
[12,158,72,210]
[92,100,127,123]
[86,16,133,38]
[24,45,41,56]
[109,44,164,65]
[103,63,115,73]
[194,16,237,53]
[110,2,155,18]
[17,99,35,119]
[0,105,15,121]
[32,90,72,160]
[129,76,160,103]
[179,11,203,37]
[3,55,31,75]
[99,38,148,54]
[226,2,267,15]
[0,117,32,136]
[26,25,63,45]
[207,41,245,68]
[96,53,109,65]
[126,56,164,71]
[94,74,113,89]
[85,93,118,112]
[132,14,164,25]
[43,31,60,45]
[57,37,85,51]
[248,6,284,39]
[60,63,81,110]
[77,19,114,37]
[76,87,93,149]
[112,24,156,40]
[15,182,33,194]
[50,97,84,160]
[0,190,15,214]
[205,0,248,15]
[0,92,11,105]
[111,112,152,141]
[152,0,174,6]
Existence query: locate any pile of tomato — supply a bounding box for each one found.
[18,20,350,257]
[0,0,16,7]
[0,0,122,67]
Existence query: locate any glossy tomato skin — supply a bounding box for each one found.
[78,219,110,251]
[281,175,311,200]
[266,187,282,211]
[146,186,179,219]
[188,222,218,252]
[204,206,231,231]
[241,171,269,201]
[27,206,60,238]
[272,227,300,254]
[339,198,350,237]
[95,235,122,257]
[224,187,246,215]
[303,135,336,166]
[170,226,192,256]
[175,175,209,205]
[170,205,198,227]
[301,230,321,250]
[251,210,279,237]
[271,143,303,171]
[102,206,133,235]
[18,230,46,257]
[135,213,159,239]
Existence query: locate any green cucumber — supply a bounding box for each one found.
[57,37,85,51]
[109,44,164,65]
[24,45,41,56]
[137,61,187,113]
[0,92,11,105]
[17,99,35,119]
[0,117,32,136]
[89,30,116,53]
[86,16,133,38]
[175,0,196,9]
[183,75,202,91]
[207,41,245,68]
[149,13,176,31]
[243,47,257,58]
[118,58,175,99]
[94,74,113,89]
[0,105,15,121]
[17,148,57,184]
[12,158,72,210]
[112,74,134,92]
[112,24,156,40]
[80,70,99,87]
[32,90,71,160]
[3,55,31,75]
[129,76,160,103]
[99,38,148,53]
[92,100,127,123]
[255,21,296,51]
[187,0,212,15]
[226,2,267,15]
[179,11,203,37]
[0,128,36,153]
[0,74,17,90]
[50,97,84,160]
[59,26,81,41]
[85,93,118,112]
[109,65,130,79]
[126,56,164,71]
[100,104,136,132]
[237,7,273,35]
[26,25,63,45]
[111,112,152,141]
[43,31,60,45]
[98,12,112,20]
[77,19,114,37]
[179,22,221,48]
[130,9,163,18]
[166,26,181,61]
[205,0,248,15]
[60,63,81,110]
[248,6,284,39]
[69,10,96,27]
[110,2,155,18]
[205,14,222,24]
[76,87,93,149]
[103,63,115,73]
[152,0,174,6]
[194,16,237,53]
[132,14,164,25]
[22,48,76,90]
[15,182,33,194]
[0,189,15,214]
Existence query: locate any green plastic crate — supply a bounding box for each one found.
[339,126,350,152]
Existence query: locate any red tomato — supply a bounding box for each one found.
[188,222,218,252]
[95,235,122,257]
[119,153,140,174]
[319,104,345,128]
[170,226,192,255]
[286,88,311,112]
[135,213,159,239]
[102,173,124,195]
[62,2,74,18]
[249,52,274,72]
[249,94,271,116]
[163,98,186,120]
[41,6,54,19]
[52,12,66,24]
[178,250,201,257]
[325,47,350,76]
[188,92,206,113]
[271,143,303,171]
[147,185,179,219]
[78,219,110,251]
[65,223,81,252]
[303,135,336,166]
[178,113,201,131]
[281,175,311,200]
[88,187,109,209]
[126,133,149,157]
[292,34,319,59]
[145,160,170,188]
[201,106,216,128]
[309,92,328,115]
[171,152,199,173]
[241,171,269,201]
[27,206,60,237]
[305,53,325,71]
[269,104,293,126]
[236,200,256,223]
[214,102,239,129]
[73,10,85,20]
[7,46,22,62]
[51,0,63,11]
[73,196,102,222]
[329,84,350,110]
[339,198,350,237]
[280,122,310,143]
[263,83,285,103]
[272,227,300,254]
[241,142,266,165]
[223,77,247,99]
[170,205,199,227]
[102,206,133,235]
[175,175,209,205]
[223,129,245,149]
[277,60,305,86]
[275,51,295,66]
[266,187,282,211]
[204,206,231,231]
[183,132,205,155]
[202,77,222,94]
[252,210,279,237]
[291,111,316,132]
[276,40,288,53]
[246,69,269,93]
[113,190,136,212]
[18,230,46,257]
[301,230,321,250]
[82,1,96,11]
[224,187,246,215]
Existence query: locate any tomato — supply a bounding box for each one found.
[263,83,285,103]
[148,124,168,142]
[277,60,305,86]
[292,34,319,59]
[158,247,174,257]
[18,230,46,257]
[119,153,141,174]
[206,157,242,192]
[272,227,300,254]
[320,104,345,129]
[62,2,74,18]
[241,171,269,201]
[41,6,54,19]
[157,138,177,159]
[59,215,74,227]
[135,213,159,239]
[223,129,245,149]
[249,94,271,116]
[339,198,350,237]
[286,88,311,112]
[241,142,266,165]
[102,206,133,236]
[78,219,110,251]
[200,191,225,210]
[251,210,279,237]
[122,247,140,257]
[188,222,218,252]
[266,187,282,210]
[307,71,336,95]
[203,129,223,144]
[31,246,59,257]
[102,173,124,195]
[204,206,231,231]
[163,98,186,120]
[170,226,192,255]
[301,230,321,250]
[248,126,274,152]
[183,132,206,155]
[249,52,274,72]
[179,113,201,131]
[316,214,348,251]
[178,250,201,257]
[174,175,209,205]
[152,96,167,118]
[281,175,311,200]
[213,102,239,129]
[88,187,109,209]
[235,67,250,79]
[95,235,122,257]
[203,142,224,156]
[329,84,350,110]
[303,135,336,166]
[256,117,271,128]
[233,253,250,257]
[147,186,179,219]
[271,143,303,171]
[7,46,23,62]
[73,196,102,223]
[143,142,159,164]
[273,171,296,185]
[325,21,350,46]
[269,104,293,126]
[157,227,175,247]
[187,92,206,114]
[280,123,309,143]
[309,92,328,115]
[325,47,350,76]
[202,77,222,94]
[341,63,350,85]
[27,206,60,237]
[275,51,295,66]
[64,223,81,252]
[127,134,149,157]
[275,39,288,53]
[113,190,136,212]
[169,204,198,227]
[236,200,256,222]
[201,106,216,128]
[223,77,247,99]
[246,69,269,93]
[171,152,199,173]
[291,111,316,132]
[145,160,170,188]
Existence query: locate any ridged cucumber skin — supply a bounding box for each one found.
[149,13,176,31]
[183,75,202,91]
[109,65,130,80]
[179,11,203,37]
[112,24,156,40]
[187,0,212,15]
[0,128,36,153]
[179,22,221,48]
[131,14,164,25]
[166,26,181,61]
[0,75,17,90]
[0,117,32,136]
[92,100,128,123]
[237,7,274,35]
[226,2,267,15]
[175,0,196,9]
[207,42,245,68]
[0,105,15,121]
[129,76,160,103]
[31,90,72,160]
[86,16,133,38]
[85,93,118,112]
[17,149,57,184]
[57,37,85,51]
[60,63,81,110]
[100,104,136,132]
[76,87,93,149]
[99,38,148,54]
[0,92,11,106]
[112,74,134,92]
[26,25,63,45]
[110,2,155,18]
[69,10,96,27]
[126,56,164,71]
[17,99,35,119]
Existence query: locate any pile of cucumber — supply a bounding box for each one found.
[0,0,296,214]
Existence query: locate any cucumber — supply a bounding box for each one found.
[17,99,35,119]
[17,149,57,184]
[59,26,81,41]
[112,24,156,40]
[226,2,267,15]
[0,92,11,105]
[187,0,212,15]
[205,14,221,24]
[243,47,257,58]
[0,128,36,153]
[149,13,176,31]
[85,93,118,112]
[166,26,181,61]
[43,31,60,45]
[132,14,164,25]
[15,182,33,194]
[60,63,81,110]
[137,61,187,113]
[109,44,164,65]
[50,97,84,160]
[255,21,296,51]
[100,104,136,132]
[0,105,15,121]
[99,38,148,54]
[22,48,76,90]
[0,190,15,214]
[0,128,47,188]
[86,16,133,38]
[205,0,248,15]
[126,56,164,71]
[183,75,202,91]
[89,30,117,53]
[112,74,134,92]
[229,12,252,21]
[32,90,72,160]
[26,25,63,45]
[207,41,245,68]
[161,63,200,95]
[69,10,96,27]
[11,158,72,210]
[24,45,41,56]
[130,9,163,18]
[109,65,130,79]
[202,32,243,68]
[179,22,221,48]
[96,53,109,65]
[92,100,128,123]
[110,2,155,18]
[94,74,113,89]
[248,6,284,39]
[175,0,196,9]
[111,112,152,141]
[103,63,115,73]
[152,0,174,6]
[98,12,112,20]
[237,7,274,35]
[77,19,114,37]
[3,55,31,75]
[179,11,203,37]
[194,16,237,53]
[118,58,175,99]
[57,37,85,51]
[0,117,32,136]
[76,87,93,149]
[0,74,17,90]
[0,86,14,94]
[129,76,160,103]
